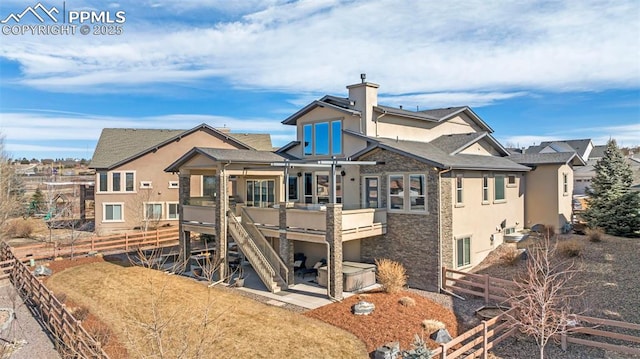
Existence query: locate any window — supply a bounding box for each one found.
[304,172,313,204]
[456,237,471,267]
[125,172,135,191]
[99,172,107,192]
[388,174,427,212]
[302,120,343,156]
[364,177,379,208]
[562,173,569,195]
[168,181,179,189]
[494,175,505,202]
[507,175,517,187]
[140,181,152,189]
[409,174,426,210]
[288,175,298,201]
[389,175,404,210]
[303,124,313,156]
[505,227,516,235]
[455,175,464,205]
[246,179,275,208]
[145,203,163,221]
[482,175,489,203]
[167,203,178,220]
[202,175,216,198]
[112,173,121,192]
[316,174,329,203]
[104,203,123,222]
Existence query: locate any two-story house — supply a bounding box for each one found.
[89,124,272,235]
[166,77,530,300]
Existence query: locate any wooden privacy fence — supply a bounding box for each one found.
[0,242,109,358]
[441,267,640,357]
[442,267,516,304]
[13,227,179,261]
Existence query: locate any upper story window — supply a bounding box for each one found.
[482,175,489,203]
[302,120,342,157]
[388,173,427,212]
[562,173,569,195]
[98,171,135,193]
[507,175,517,187]
[455,175,464,205]
[203,175,216,198]
[494,175,505,202]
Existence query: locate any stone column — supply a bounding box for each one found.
[178,172,191,271]
[279,202,294,286]
[214,169,227,279]
[326,203,343,300]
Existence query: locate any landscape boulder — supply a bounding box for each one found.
[33,265,52,277]
[352,300,375,315]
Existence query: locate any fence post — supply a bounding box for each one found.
[440,342,447,359]
[561,332,567,351]
[482,320,488,359]
[484,274,490,304]
[125,233,129,251]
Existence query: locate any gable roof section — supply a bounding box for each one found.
[282,98,360,125]
[429,132,509,156]
[589,145,607,159]
[226,133,273,151]
[509,152,586,166]
[165,148,285,172]
[90,124,266,170]
[350,135,529,171]
[373,105,493,132]
[526,139,593,158]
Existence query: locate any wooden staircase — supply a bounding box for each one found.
[227,210,288,293]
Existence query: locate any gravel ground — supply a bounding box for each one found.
[0,281,60,359]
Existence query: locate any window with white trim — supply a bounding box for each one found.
[140,181,152,189]
[302,120,343,157]
[494,175,505,202]
[388,174,427,212]
[456,237,471,267]
[455,175,464,205]
[103,203,123,222]
[288,175,298,201]
[98,171,135,193]
[144,203,163,221]
[562,173,569,195]
[482,175,489,203]
[167,202,179,220]
[168,181,179,189]
[507,175,517,187]
[98,172,108,192]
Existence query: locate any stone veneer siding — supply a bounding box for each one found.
[440,177,454,271]
[358,149,443,291]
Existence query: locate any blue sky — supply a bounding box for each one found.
[0,0,639,160]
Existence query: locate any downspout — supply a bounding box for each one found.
[374,110,387,138]
[437,166,453,292]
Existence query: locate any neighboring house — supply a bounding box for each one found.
[574,145,640,195]
[89,124,272,235]
[166,78,530,299]
[508,151,585,232]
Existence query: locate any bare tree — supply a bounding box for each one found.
[0,134,23,230]
[505,234,582,359]
[127,188,162,233]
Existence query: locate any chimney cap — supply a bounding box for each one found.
[360,73,366,83]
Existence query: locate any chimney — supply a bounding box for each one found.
[521,147,526,154]
[347,74,379,136]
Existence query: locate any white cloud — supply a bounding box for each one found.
[379,92,528,109]
[1,0,638,95]
[501,124,640,148]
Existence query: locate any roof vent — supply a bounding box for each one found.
[399,105,403,110]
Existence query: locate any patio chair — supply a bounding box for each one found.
[299,258,326,279]
[294,252,307,275]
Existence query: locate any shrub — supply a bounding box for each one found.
[88,322,112,347]
[73,306,90,321]
[398,296,416,307]
[375,258,407,294]
[586,227,604,242]
[3,219,34,238]
[557,238,584,258]
[500,247,521,266]
[421,319,445,335]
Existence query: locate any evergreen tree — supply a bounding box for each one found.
[584,139,640,237]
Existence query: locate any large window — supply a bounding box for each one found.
[203,175,216,198]
[494,175,505,202]
[104,203,123,222]
[112,173,121,192]
[98,171,135,193]
[456,237,471,267]
[126,172,135,191]
[288,175,298,201]
[167,203,179,220]
[388,174,427,212]
[455,175,464,205]
[246,179,275,208]
[145,203,163,221]
[482,175,489,203]
[302,120,342,156]
[364,177,379,208]
[304,172,313,204]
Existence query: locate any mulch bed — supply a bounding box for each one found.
[304,290,458,355]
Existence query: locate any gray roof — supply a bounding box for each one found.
[526,139,593,159]
[90,124,271,170]
[508,152,585,166]
[352,136,529,171]
[374,105,439,121]
[589,145,607,159]
[419,106,467,118]
[165,148,285,172]
[429,132,488,155]
[282,99,360,125]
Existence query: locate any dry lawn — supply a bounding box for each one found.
[46,261,368,359]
